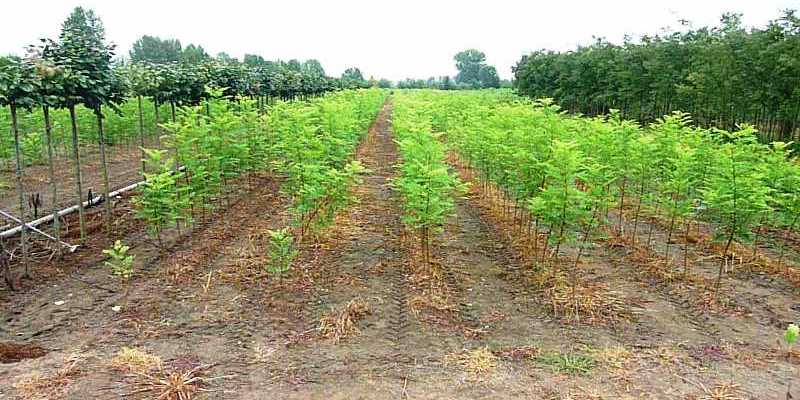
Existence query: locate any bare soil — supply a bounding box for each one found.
[1,101,799,399]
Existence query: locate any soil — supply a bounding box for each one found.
[0,137,161,228]
[1,100,799,399]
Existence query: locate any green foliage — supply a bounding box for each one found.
[402,89,800,293]
[528,140,590,252]
[103,240,134,278]
[513,10,800,140]
[132,149,189,243]
[454,49,501,89]
[701,127,772,244]
[0,56,41,109]
[265,228,298,275]
[129,35,182,64]
[393,92,464,261]
[536,351,596,375]
[785,323,800,348]
[46,7,125,112]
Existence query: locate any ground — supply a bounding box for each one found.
[1,101,799,399]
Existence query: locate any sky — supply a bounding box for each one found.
[0,0,796,81]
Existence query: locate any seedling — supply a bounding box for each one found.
[103,240,134,278]
[266,228,298,277]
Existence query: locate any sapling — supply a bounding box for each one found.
[103,240,134,278]
[701,127,771,296]
[266,228,298,278]
[132,149,188,247]
[660,147,695,263]
[527,140,589,265]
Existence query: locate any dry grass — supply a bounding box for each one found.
[318,298,371,343]
[589,345,633,371]
[124,363,217,400]
[448,347,498,375]
[110,347,163,374]
[686,380,747,400]
[12,353,82,400]
[493,345,540,361]
[546,281,630,324]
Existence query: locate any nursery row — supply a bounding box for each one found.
[400,90,800,293]
[391,92,463,263]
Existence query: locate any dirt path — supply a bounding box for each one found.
[0,140,159,227]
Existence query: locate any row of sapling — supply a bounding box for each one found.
[129,90,385,280]
[393,94,464,266]
[431,90,800,302]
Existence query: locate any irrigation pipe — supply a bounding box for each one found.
[0,166,185,239]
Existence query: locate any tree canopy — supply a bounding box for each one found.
[129,35,182,64]
[513,10,800,141]
[454,49,501,89]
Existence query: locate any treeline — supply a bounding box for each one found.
[513,10,800,142]
[395,49,510,90]
[125,35,370,99]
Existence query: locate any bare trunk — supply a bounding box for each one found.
[11,104,29,278]
[96,108,112,229]
[138,96,146,176]
[43,106,61,257]
[69,105,86,242]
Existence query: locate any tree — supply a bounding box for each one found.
[243,53,266,67]
[286,59,302,72]
[303,59,325,77]
[48,7,124,232]
[181,44,209,64]
[0,56,40,285]
[478,65,500,88]
[341,67,364,82]
[129,35,181,64]
[216,52,234,62]
[454,49,486,87]
[377,78,393,88]
[512,10,800,141]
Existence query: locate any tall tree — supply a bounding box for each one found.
[454,49,486,87]
[303,59,325,77]
[182,44,210,64]
[478,65,500,88]
[129,35,182,63]
[48,7,125,236]
[243,53,266,67]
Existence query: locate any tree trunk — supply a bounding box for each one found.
[43,106,61,257]
[95,108,112,230]
[10,104,29,278]
[69,105,86,242]
[137,96,146,176]
[154,100,161,147]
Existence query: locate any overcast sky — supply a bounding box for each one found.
[0,0,796,81]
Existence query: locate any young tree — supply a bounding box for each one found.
[44,7,123,238]
[0,56,40,282]
[701,127,771,295]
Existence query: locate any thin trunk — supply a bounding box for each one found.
[69,105,86,242]
[11,104,29,278]
[43,106,60,257]
[154,100,161,147]
[96,108,112,229]
[715,232,735,296]
[137,96,145,176]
